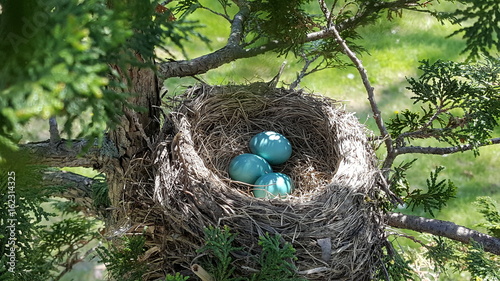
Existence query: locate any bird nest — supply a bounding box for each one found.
[128,83,387,280]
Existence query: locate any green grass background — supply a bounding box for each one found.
[21,1,498,280]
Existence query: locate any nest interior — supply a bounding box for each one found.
[131,83,386,280]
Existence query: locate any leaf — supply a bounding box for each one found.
[197,226,240,281]
[464,240,500,280]
[389,159,417,199]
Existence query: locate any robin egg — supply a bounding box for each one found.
[228,153,272,184]
[249,131,292,165]
[253,172,294,199]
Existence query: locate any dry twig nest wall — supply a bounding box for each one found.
[146,83,386,280]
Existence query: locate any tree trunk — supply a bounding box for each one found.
[106,61,160,226]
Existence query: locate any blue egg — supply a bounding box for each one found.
[229,154,272,184]
[249,131,292,165]
[253,173,294,199]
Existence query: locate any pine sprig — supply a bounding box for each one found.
[422,236,500,280]
[194,226,306,281]
[474,197,500,238]
[376,244,417,281]
[424,236,457,273]
[246,0,314,55]
[439,0,500,60]
[251,233,300,281]
[198,225,241,281]
[406,166,457,217]
[389,159,417,199]
[165,272,190,281]
[97,235,148,281]
[387,58,500,154]
[463,240,500,280]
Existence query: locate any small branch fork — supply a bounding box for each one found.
[159,0,430,79]
[326,5,500,256]
[328,24,395,172]
[290,53,328,89]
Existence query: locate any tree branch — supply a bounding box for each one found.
[159,3,251,78]
[159,0,426,79]
[20,138,118,169]
[42,170,96,215]
[328,24,395,173]
[227,2,248,46]
[49,117,61,145]
[156,24,348,78]
[387,212,500,255]
[396,137,500,155]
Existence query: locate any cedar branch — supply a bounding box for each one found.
[158,0,426,79]
[396,137,500,155]
[387,212,500,255]
[20,138,118,169]
[42,170,97,216]
[328,24,395,172]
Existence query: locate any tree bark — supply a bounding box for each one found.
[106,61,161,224]
[42,170,96,215]
[387,212,500,255]
[20,138,118,169]
[395,137,500,155]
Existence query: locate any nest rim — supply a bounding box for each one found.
[137,83,387,280]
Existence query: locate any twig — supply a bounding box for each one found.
[290,54,321,89]
[191,264,215,281]
[396,137,500,155]
[387,231,429,248]
[329,24,395,172]
[54,253,82,281]
[49,116,61,145]
[268,61,287,88]
[199,4,231,22]
[297,267,331,275]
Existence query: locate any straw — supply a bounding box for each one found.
[123,83,386,280]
